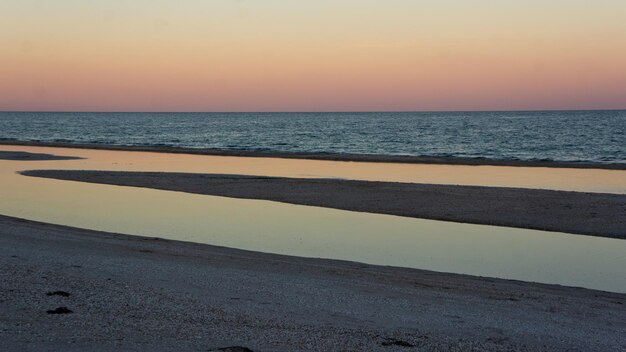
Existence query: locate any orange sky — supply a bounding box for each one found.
[1,0,625,112]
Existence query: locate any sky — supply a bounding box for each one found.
[1,0,625,112]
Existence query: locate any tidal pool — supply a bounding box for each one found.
[1,145,625,293]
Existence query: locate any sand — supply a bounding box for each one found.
[0,150,81,161]
[3,147,625,350]
[22,170,626,239]
[1,215,624,351]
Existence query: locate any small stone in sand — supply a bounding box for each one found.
[46,307,73,314]
[381,338,414,347]
[212,347,254,352]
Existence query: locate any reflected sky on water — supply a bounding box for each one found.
[1,145,625,293]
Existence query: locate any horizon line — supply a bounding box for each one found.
[1,108,625,114]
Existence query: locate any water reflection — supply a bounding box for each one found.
[0,145,625,293]
[1,144,625,193]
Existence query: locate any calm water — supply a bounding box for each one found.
[1,110,625,163]
[1,147,625,292]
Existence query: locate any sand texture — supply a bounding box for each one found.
[1,215,624,351]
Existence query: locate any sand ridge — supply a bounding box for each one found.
[21,170,626,239]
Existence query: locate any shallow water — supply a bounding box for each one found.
[1,145,625,292]
[1,145,626,193]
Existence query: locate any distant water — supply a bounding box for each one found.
[1,111,624,163]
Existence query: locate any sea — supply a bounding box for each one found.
[1,110,624,164]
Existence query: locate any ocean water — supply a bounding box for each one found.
[0,110,624,163]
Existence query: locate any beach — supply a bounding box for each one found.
[3,0,626,349]
[2,215,625,351]
[1,145,625,351]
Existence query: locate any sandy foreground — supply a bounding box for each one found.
[1,215,625,352]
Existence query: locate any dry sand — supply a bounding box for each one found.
[22,170,626,239]
[1,215,624,351]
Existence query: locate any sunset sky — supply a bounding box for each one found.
[1,0,625,112]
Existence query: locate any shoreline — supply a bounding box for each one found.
[22,170,626,240]
[2,139,625,170]
[1,214,624,351]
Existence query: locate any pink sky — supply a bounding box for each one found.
[1,1,625,112]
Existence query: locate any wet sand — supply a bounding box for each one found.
[1,215,624,351]
[22,170,626,239]
[0,150,81,161]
